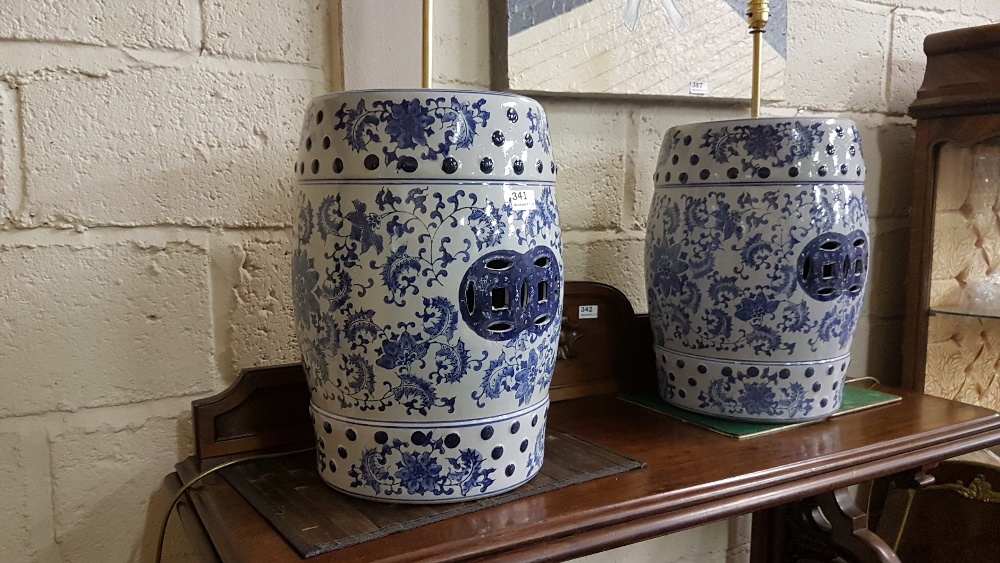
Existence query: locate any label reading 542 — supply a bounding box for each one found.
[504,188,536,211]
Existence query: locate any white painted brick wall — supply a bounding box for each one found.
[0,0,991,561]
[20,66,320,228]
[203,0,327,66]
[0,428,53,561]
[564,235,648,312]
[0,82,16,224]
[547,100,627,230]
[50,402,193,562]
[0,0,200,51]
[432,0,492,89]
[0,0,327,559]
[785,0,892,113]
[217,233,300,376]
[0,240,214,417]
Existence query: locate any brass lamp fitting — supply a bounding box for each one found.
[747,0,769,117]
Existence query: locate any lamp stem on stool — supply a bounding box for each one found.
[747,0,769,118]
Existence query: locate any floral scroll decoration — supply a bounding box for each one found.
[647,185,867,359]
[348,432,497,497]
[698,120,825,177]
[294,185,562,416]
[334,96,491,170]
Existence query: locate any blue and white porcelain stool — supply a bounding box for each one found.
[644,118,869,422]
[293,90,563,502]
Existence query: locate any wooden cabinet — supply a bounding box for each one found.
[902,23,1000,408]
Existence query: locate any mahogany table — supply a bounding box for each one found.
[166,283,1000,562]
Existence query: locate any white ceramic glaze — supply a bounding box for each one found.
[645,118,869,422]
[294,89,562,501]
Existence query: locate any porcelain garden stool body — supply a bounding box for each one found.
[293,90,563,502]
[644,118,869,422]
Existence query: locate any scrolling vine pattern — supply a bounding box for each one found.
[294,185,562,416]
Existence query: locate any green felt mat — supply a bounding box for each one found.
[619,384,901,439]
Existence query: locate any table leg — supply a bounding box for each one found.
[751,487,902,562]
[812,488,900,563]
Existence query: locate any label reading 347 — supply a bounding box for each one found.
[503,187,536,211]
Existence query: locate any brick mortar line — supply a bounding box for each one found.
[623,109,639,230]
[0,40,325,80]
[0,225,291,249]
[13,86,27,218]
[562,230,645,244]
[884,7,898,117]
[0,392,211,427]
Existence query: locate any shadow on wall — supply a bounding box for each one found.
[137,416,198,563]
[52,415,194,562]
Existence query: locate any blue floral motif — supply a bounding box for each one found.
[297,178,560,417]
[698,367,814,418]
[316,269,352,312]
[345,200,384,254]
[419,297,458,341]
[703,309,732,339]
[449,448,496,496]
[352,445,393,494]
[649,243,689,295]
[469,203,504,251]
[380,246,421,304]
[476,353,514,405]
[526,107,552,154]
[813,300,861,351]
[317,194,344,241]
[646,186,867,357]
[512,350,539,406]
[376,331,431,370]
[333,96,491,170]
[738,383,776,415]
[298,196,314,245]
[384,99,434,150]
[700,120,825,176]
[395,451,442,494]
[779,301,812,333]
[348,434,497,498]
[293,250,320,330]
[526,426,546,474]
[393,373,444,415]
[433,339,471,384]
[343,353,375,395]
[303,347,331,388]
[734,293,779,322]
[343,306,380,351]
[739,233,772,268]
[770,264,797,297]
[472,327,556,408]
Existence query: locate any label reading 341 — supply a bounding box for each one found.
[503,187,536,211]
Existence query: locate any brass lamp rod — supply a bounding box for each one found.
[422,0,433,88]
[747,0,769,118]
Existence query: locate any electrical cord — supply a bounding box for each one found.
[155,446,314,563]
[846,376,881,388]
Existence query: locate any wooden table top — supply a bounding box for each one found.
[172,385,1000,563]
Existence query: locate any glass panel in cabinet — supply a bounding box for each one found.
[928,139,1000,317]
[924,313,1000,408]
[926,138,1000,409]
